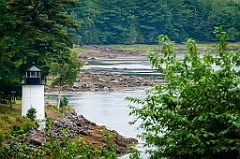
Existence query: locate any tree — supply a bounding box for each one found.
[7,0,79,76]
[68,0,99,45]
[127,26,240,158]
[0,0,20,105]
[133,0,174,44]
[95,0,136,44]
[50,50,83,110]
[195,0,240,41]
[66,0,240,44]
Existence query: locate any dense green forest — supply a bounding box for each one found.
[0,0,80,102]
[0,0,240,101]
[69,0,240,44]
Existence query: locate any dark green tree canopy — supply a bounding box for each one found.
[0,0,80,102]
[68,0,240,44]
[8,0,79,76]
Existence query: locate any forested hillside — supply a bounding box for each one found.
[68,0,240,44]
[0,0,239,101]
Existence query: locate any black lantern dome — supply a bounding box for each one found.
[25,62,42,85]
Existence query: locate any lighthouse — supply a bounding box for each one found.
[22,62,45,129]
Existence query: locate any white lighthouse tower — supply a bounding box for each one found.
[22,62,45,129]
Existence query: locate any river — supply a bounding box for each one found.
[45,54,239,159]
[45,89,149,158]
[45,57,154,158]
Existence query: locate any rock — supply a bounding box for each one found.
[62,119,72,128]
[54,120,63,127]
[72,85,78,88]
[20,111,137,157]
[88,57,96,60]
[103,87,109,91]
[26,129,45,147]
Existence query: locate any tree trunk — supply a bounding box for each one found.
[57,85,62,110]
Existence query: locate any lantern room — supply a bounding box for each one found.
[25,62,42,85]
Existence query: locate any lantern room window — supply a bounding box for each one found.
[24,62,43,85]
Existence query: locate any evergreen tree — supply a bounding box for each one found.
[128,0,173,43]
[67,0,240,44]
[68,0,99,44]
[0,0,20,103]
[8,0,78,76]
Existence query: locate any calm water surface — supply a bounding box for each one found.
[45,89,150,159]
[46,58,157,158]
[46,55,239,159]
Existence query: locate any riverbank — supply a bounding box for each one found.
[46,45,165,92]
[48,43,238,92]
[0,103,138,157]
[28,109,138,157]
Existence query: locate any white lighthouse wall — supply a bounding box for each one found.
[22,85,45,128]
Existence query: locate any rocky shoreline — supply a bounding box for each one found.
[46,45,165,92]
[25,111,138,157]
[42,46,160,156]
[46,71,164,92]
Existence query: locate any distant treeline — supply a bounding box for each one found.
[0,0,239,101]
[68,0,240,44]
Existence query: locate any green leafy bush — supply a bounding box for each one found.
[60,96,69,108]
[11,125,21,134]
[0,114,37,142]
[26,107,37,121]
[127,26,240,158]
[0,130,4,142]
[0,115,12,123]
[0,127,118,159]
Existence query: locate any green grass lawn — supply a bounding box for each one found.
[0,103,21,116]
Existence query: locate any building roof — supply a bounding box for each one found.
[26,62,41,72]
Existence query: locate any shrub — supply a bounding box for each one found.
[1,115,12,123]
[26,107,37,121]
[11,125,21,134]
[127,26,240,158]
[60,96,69,108]
[0,130,4,142]
[15,116,23,123]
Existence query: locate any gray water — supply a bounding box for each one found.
[46,57,157,158]
[45,54,239,159]
[45,89,150,159]
[82,59,162,77]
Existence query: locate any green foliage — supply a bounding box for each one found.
[6,0,79,77]
[0,130,4,142]
[0,0,20,102]
[102,126,118,159]
[129,148,141,159]
[26,108,37,121]
[60,96,69,108]
[68,0,240,44]
[0,126,118,159]
[0,114,37,142]
[127,27,240,158]
[50,50,83,88]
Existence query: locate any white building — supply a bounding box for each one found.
[22,62,45,129]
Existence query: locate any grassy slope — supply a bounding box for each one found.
[0,102,66,142]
